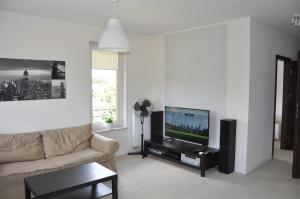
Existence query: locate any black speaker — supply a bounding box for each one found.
[218,119,236,174]
[151,111,163,141]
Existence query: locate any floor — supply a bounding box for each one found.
[103,154,300,199]
[274,140,293,163]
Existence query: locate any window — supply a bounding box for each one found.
[91,43,125,129]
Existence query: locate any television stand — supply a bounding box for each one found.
[143,139,219,177]
[164,137,175,143]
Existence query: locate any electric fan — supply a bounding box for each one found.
[128,99,151,156]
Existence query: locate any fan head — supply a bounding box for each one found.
[133,99,151,117]
[140,108,149,117]
[133,102,141,111]
[142,99,151,107]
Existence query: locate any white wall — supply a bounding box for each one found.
[0,11,165,155]
[0,12,94,132]
[246,19,300,173]
[164,19,251,173]
[2,10,299,173]
[226,18,251,174]
[101,34,165,154]
[164,17,300,174]
[165,25,227,149]
[145,35,165,111]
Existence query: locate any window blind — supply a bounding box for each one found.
[92,50,118,70]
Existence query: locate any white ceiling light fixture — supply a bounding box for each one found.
[291,14,300,27]
[98,0,130,52]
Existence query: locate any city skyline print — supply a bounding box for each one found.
[0,58,66,101]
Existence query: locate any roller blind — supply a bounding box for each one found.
[92,50,118,70]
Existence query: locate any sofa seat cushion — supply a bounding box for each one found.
[0,148,107,180]
[0,132,44,164]
[41,124,92,158]
[0,148,107,199]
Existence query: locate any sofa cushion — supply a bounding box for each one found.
[0,132,44,164]
[41,124,92,158]
[0,148,107,199]
[0,148,107,178]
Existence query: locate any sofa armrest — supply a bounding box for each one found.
[91,134,119,155]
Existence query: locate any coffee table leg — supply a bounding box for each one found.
[25,183,31,199]
[112,176,118,199]
[92,184,96,197]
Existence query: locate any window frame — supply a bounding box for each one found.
[89,42,126,131]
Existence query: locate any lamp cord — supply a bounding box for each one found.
[112,0,117,18]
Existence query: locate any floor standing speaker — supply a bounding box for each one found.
[151,111,163,141]
[219,119,237,174]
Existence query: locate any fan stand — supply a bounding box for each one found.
[128,117,145,157]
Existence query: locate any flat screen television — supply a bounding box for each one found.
[165,106,209,145]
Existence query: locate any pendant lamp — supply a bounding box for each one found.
[98,0,130,52]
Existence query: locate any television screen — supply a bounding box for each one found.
[165,106,209,145]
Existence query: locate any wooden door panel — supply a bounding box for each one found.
[281,61,297,150]
[293,51,300,178]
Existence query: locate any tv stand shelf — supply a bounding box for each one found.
[143,139,219,177]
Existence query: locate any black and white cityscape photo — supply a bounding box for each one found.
[0,58,66,101]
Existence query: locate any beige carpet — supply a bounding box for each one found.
[274,141,293,163]
[102,155,300,199]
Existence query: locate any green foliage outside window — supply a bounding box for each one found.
[92,70,117,124]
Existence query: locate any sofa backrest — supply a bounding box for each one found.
[41,124,92,159]
[0,132,44,164]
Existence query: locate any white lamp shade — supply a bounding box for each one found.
[98,18,130,52]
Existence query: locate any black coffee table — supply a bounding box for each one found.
[24,162,118,199]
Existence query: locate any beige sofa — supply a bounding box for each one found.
[0,124,119,199]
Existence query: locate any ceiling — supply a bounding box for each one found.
[0,0,299,37]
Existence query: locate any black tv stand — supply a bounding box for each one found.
[164,137,175,143]
[143,139,219,177]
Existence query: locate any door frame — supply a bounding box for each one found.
[272,55,291,157]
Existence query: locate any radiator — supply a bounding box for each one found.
[131,109,151,147]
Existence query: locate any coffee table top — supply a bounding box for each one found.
[25,162,117,198]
